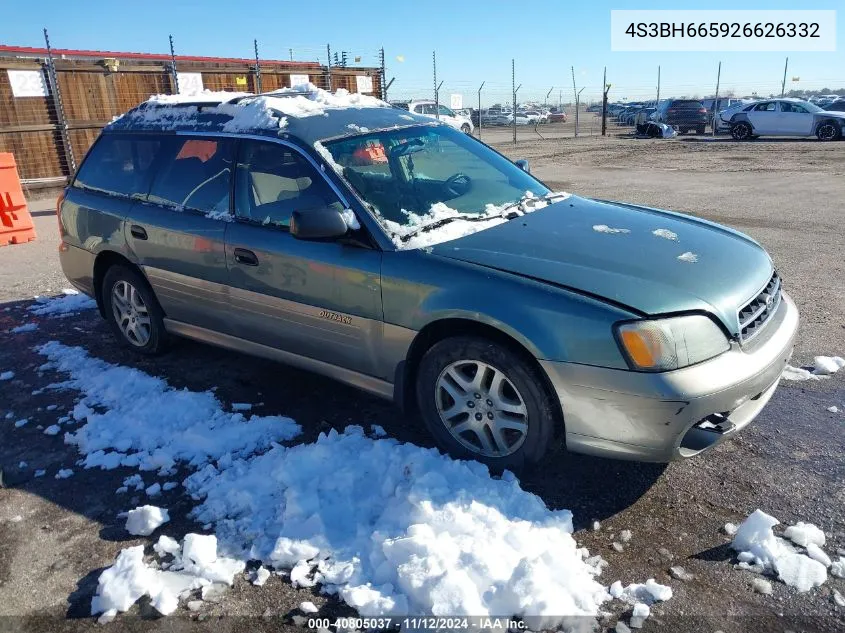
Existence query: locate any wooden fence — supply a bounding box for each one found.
[0,47,383,184]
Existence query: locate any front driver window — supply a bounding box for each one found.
[234,140,342,229]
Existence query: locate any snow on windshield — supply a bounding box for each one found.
[385,192,570,250]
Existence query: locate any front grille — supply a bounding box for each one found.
[738,271,781,343]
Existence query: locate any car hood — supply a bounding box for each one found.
[821,110,845,119]
[430,195,773,336]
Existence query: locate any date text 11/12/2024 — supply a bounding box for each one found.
[307,617,529,630]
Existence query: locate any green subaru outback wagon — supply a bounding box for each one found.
[58,86,798,470]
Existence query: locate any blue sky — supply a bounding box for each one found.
[4,0,843,104]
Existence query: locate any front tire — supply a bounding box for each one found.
[816,121,841,141]
[696,125,706,135]
[102,264,168,355]
[461,124,471,134]
[415,336,557,472]
[731,121,752,140]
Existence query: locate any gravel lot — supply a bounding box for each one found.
[1,136,844,632]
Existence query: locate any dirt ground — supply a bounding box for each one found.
[1,135,844,632]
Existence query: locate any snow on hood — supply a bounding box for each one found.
[134,83,391,133]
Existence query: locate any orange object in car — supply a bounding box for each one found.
[352,141,387,165]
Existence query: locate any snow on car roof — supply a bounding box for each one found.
[106,83,431,144]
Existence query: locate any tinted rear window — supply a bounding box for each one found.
[74,134,161,197]
[147,137,235,216]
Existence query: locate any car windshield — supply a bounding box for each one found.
[322,125,553,248]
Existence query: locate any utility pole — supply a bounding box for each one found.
[601,66,608,136]
[477,81,485,139]
[712,61,722,136]
[512,59,517,145]
[781,57,789,97]
[656,65,661,104]
[433,51,439,120]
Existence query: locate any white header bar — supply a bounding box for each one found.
[611,10,836,52]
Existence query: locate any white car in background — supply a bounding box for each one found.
[397,100,474,134]
[498,112,531,126]
[727,99,845,141]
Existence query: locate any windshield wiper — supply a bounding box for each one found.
[494,191,569,217]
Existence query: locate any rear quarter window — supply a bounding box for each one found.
[147,137,235,216]
[74,134,162,198]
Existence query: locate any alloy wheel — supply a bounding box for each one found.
[111,280,151,347]
[818,123,837,141]
[435,360,529,457]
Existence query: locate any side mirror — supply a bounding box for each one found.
[515,159,530,173]
[290,207,349,240]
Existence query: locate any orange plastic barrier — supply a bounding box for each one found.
[0,153,37,246]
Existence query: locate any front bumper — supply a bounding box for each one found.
[540,291,799,462]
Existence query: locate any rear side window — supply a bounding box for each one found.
[74,135,161,198]
[147,137,235,216]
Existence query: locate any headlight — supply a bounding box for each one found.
[615,314,730,372]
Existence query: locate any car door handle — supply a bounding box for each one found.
[233,248,259,266]
[130,225,147,240]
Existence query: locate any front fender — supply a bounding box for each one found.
[382,250,634,368]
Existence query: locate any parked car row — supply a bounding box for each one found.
[609,100,711,135]
[391,101,569,129]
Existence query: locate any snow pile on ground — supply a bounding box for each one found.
[782,356,844,381]
[29,289,96,316]
[184,425,610,626]
[36,342,301,473]
[125,506,170,536]
[383,192,570,250]
[730,509,830,592]
[811,356,845,375]
[91,534,244,622]
[608,579,673,604]
[40,343,670,626]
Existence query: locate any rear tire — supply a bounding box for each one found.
[102,264,168,355]
[415,336,558,473]
[696,126,706,135]
[816,121,841,141]
[731,121,753,140]
[461,124,471,134]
